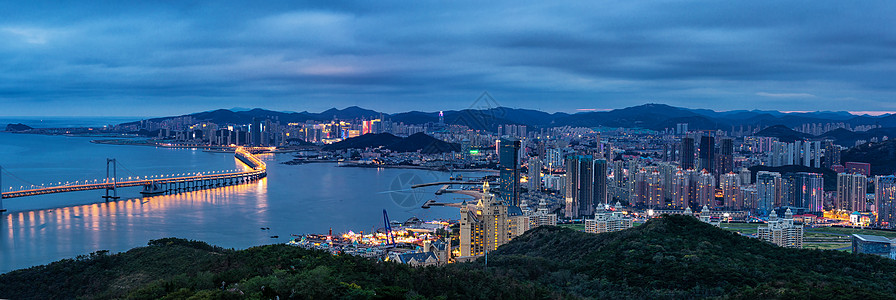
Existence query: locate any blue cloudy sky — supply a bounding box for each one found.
[1,1,894,116]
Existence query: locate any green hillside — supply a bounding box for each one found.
[3,216,896,299]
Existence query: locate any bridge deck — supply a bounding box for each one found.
[2,147,266,199]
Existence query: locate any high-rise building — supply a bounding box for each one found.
[758,208,803,248]
[695,170,716,209]
[459,182,524,257]
[593,159,608,206]
[564,154,595,218]
[647,170,664,209]
[875,176,896,228]
[783,172,824,212]
[671,169,691,209]
[824,141,841,169]
[681,137,695,170]
[837,173,868,211]
[698,135,715,173]
[740,186,758,211]
[250,117,263,146]
[631,168,649,208]
[499,138,521,206]
[718,138,734,177]
[528,156,543,192]
[720,172,741,209]
[757,171,782,215]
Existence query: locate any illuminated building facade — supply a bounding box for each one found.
[837,173,867,212]
[459,182,520,257]
[875,176,896,228]
[565,154,594,217]
[671,169,691,209]
[499,138,521,206]
[782,172,824,212]
[585,202,633,234]
[756,171,782,215]
[720,172,740,209]
[757,208,803,248]
[695,170,716,209]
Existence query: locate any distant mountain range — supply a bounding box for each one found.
[119,104,896,133]
[753,124,896,147]
[323,132,460,154]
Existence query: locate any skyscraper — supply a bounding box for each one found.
[680,137,695,170]
[875,176,896,228]
[499,138,521,207]
[757,171,782,215]
[783,172,824,212]
[564,154,595,217]
[528,156,543,191]
[671,169,691,209]
[695,170,716,209]
[718,138,734,177]
[837,173,867,211]
[720,172,741,209]
[698,135,715,173]
[824,140,841,169]
[647,170,664,208]
[593,159,608,206]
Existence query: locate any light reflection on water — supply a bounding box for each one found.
[0,132,485,273]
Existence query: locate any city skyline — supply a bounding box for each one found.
[1,1,895,116]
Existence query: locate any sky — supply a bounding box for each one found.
[1,1,894,117]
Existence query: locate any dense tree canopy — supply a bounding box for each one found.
[3,216,896,299]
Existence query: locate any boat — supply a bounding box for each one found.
[140,182,166,195]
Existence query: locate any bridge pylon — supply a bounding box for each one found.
[102,159,120,201]
[1,164,5,213]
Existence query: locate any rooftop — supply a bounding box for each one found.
[852,234,895,244]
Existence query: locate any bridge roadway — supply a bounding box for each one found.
[1,148,267,200]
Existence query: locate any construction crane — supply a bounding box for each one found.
[382,209,395,245]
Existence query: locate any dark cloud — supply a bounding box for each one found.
[0,0,894,116]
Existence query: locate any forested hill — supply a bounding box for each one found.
[4,216,896,299]
[492,216,896,298]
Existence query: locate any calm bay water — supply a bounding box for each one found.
[0,131,477,274]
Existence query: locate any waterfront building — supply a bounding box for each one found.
[499,138,521,206]
[585,202,633,234]
[875,175,896,228]
[459,182,522,257]
[837,173,868,212]
[757,208,803,248]
[851,234,895,259]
